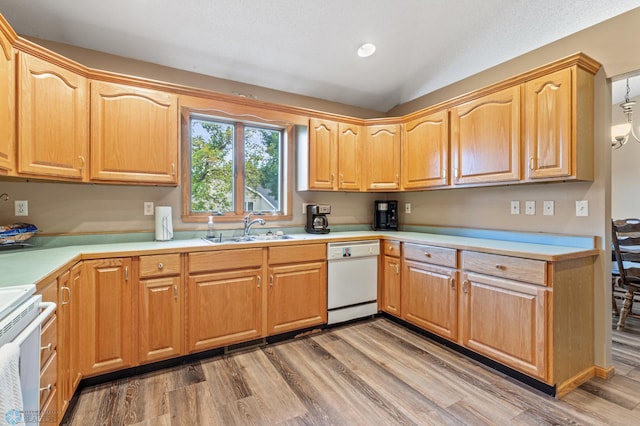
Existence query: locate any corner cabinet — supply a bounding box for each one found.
[364,123,402,190]
[402,110,449,189]
[90,81,179,185]
[18,53,89,180]
[0,22,14,174]
[450,86,521,186]
[524,65,594,181]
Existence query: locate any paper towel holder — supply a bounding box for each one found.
[155,206,174,241]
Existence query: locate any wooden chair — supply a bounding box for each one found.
[611,219,640,330]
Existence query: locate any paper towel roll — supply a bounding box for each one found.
[155,206,174,241]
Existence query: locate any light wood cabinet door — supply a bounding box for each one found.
[58,262,82,418]
[381,255,401,317]
[450,86,521,185]
[80,258,133,376]
[18,53,88,180]
[402,110,449,189]
[267,261,327,335]
[187,268,263,352]
[524,68,572,179]
[401,260,457,341]
[0,26,14,174]
[91,81,178,184]
[364,123,401,190]
[138,276,183,364]
[308,118,338,190]
[460,272,547,381]
[337,122,362,190]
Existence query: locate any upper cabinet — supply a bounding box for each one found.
[0,22,14,175]
[402,110,449,190]
[91,81,179,185]
[307,118,338,190]
[524,66,593,181]
[304,118,362,191]
[450,86,521,186]
[337,122,363,190]
[364,123,402,191]
[18,53,89,180]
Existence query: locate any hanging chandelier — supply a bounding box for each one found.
[612,78,640,149]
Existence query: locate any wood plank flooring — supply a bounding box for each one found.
[63,316,640,425]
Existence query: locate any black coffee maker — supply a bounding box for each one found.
[305,204,331,234]
[373,200,398,231]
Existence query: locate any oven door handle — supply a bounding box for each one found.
[14,302,56,346]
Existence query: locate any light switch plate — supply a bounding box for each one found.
[543,200,554,216]
[576,200,589,217]
[510,201,520,215]
[405,203,411,214]
[525,200,535,215]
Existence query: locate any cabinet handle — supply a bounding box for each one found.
[171,163,176,176]
[61,286,71,305]
[173,285,178,299]
[450,277,455,290]
[462,280,469,294]
[40,384,52,393]
[442,169,447,180]
[257,275,261,288]
[330,173,335,184]
[78,155,85,171]
[125,266,129,281]
[529,156,535,171]
[269,275,274,287]
[395,263,399,274]
[40,343,52,352]
[495,264,506,270]
[339,173,344,185]
[158,262,164,270]
[453,167,459,180]
[395,174,399,185]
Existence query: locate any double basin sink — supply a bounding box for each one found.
[202,234,297,244]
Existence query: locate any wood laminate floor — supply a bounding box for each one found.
[63,316,640,425]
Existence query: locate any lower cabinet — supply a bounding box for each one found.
[137,254,183,364]
[187,248,264,352]
[35,279,58,425]
[267,244,327,335]
[79,258,133,376]
[401,243,458,341]
[380,240,401,316]
[459,271,547,380]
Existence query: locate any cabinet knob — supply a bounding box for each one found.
[424,252,432,258]
[495,264,505,270]
[40,384,52,393]
[40,343,52,352]
[158,262,164,270]
[388,245,393,251]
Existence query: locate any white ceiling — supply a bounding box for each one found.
[2,1,640,112]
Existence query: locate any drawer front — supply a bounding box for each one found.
[40,314,57,369]
[403,243,456,268]
[462,251,546,285]
[383,240,401,257]
[39,280,58,305]
[40,351,57,411]
[189,248,263,274]
[269,243,326,264]
[140,253,181,278]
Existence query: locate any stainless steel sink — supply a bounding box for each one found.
[248,234,296,241]
[201,234,296,244]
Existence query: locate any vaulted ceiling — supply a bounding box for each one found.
[2,1,640,112]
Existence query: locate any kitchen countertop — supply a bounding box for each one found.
[0,230,599,289]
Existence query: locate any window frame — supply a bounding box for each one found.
[181,107,293,223]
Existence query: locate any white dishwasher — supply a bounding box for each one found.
[327,240,380,325]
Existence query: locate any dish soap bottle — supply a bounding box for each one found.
[206,215,215,238]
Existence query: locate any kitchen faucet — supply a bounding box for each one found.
[243,213,266,236]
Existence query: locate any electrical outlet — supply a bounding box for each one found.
[576,200,589,217]
[302,203,311,214]
[510,201,520,215]
[525,200,536,215]
[405,203,411,214]
[14,200,28,216]
[144,202,154,215]
[543,200,555,216]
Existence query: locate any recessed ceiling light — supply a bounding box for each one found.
[357,43,376,58]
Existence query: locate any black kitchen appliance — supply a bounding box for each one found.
[305,204,331,234]
[373,200,398,231]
